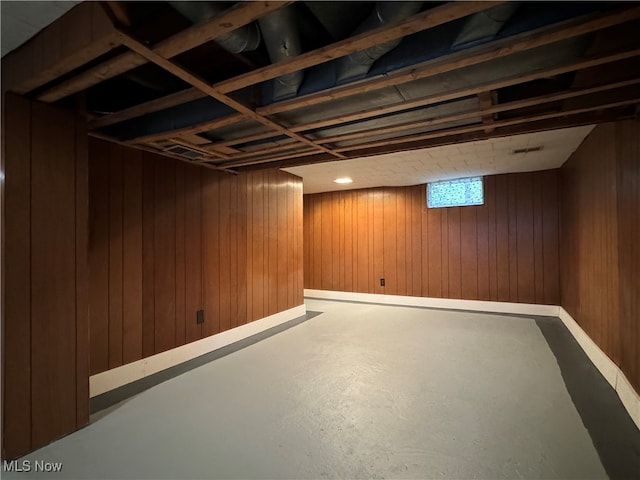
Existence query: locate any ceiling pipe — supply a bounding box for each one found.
[452,3,520,48]
[258,6,304,100]
[169,1,261,53]
[336,1,424,84]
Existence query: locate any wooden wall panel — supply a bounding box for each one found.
[3,94,33,459]
[304,171,561,305]
[30,102,78,448]
[108,147,123,368]
[561,118,640,393]
[88,141,303,375]
[122,149,143,364]
[3,95,89,459]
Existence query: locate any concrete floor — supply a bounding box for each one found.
[4,299,638,479]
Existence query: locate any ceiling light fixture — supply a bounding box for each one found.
[334,177,353,184]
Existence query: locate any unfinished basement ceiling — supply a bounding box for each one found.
[283,125,595,194]
[3,1,640,175]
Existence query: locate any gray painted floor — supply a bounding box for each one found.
[3,299,637,479]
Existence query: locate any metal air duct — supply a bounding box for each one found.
[258,6,304,100]
[452,3,520,48]
[336,1,424,83]
[169,1,261,53]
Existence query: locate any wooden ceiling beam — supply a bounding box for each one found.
[38,1,292,103]
[214,1,502,94]
[341,109,632,160]
[2,2,120,95]
[125,113,246,145]
[333,96,640,153]
[222,148,321,168]
[477,92,496,133]
[289,46,640,133]
[314,77,640,145]
[258,5,640,116]
[203,131,285,150]
[116,31,345,159]
[90,88,206,128]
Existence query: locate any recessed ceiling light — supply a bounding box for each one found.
[334,177,353,184]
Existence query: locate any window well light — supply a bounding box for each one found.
[334,177,353,184]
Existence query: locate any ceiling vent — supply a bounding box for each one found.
[511,146,543,155]
[164,143,206,160]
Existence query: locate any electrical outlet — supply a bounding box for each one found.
[380,278,385,287]
[196,310,204,324]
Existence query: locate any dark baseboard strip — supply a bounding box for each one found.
[90,310,323,415]
[535,317,640,480]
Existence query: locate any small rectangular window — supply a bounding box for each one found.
[427,176,484,208]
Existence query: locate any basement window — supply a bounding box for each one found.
[427,176,484,208]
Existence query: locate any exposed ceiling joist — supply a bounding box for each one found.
[258,5,640,116]
[90,87,205,128]
[214,1,503,94]
[38,1,293,102]
[334,96,639,153]
[289,46,640,133]
[116,30,345,160]
[314,78,640,145]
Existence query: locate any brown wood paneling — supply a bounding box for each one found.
[88,142,303,376]
[153,157,177,353]
[460,206,478,300]
[532,172,545,304]
[219,175,232,332]
[426,206,441,297]
[122,149,143,364]
[561,118,640,392]
[30,102,80,450]
[108,146,124,368]
[75,114,90,429]
[3,95,89,460]
[410,186,423,297]
[141,153,155,358]
[202,169,221,336]
[184,165,203,342]
[3,94,32,459]
[88,144,109,375]
[516,174,535,304]
[541,169,560,306]
[616,119,640,391]
[304,171,561,306]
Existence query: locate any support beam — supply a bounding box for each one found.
[2,2,119,95]
[90,88,206,128]
[314,78,640,145]
[341,109,632,160]
[116,31,345,159]
[214,1,502,94]
[289,46,640,133]
[334,96,640,153]
[478,92,496,133]
[38,1,292,102]
[124,113,246,145]
[258,5,640,116]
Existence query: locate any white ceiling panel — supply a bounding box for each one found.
[284,125,595,194]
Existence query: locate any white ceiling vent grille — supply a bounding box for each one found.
[511,146,543,155]
[164,144,205,160]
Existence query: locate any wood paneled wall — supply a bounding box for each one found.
[304,171,560,305]
[88,139,303,375]
[561,118,640,392]
[2,95,89,460]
